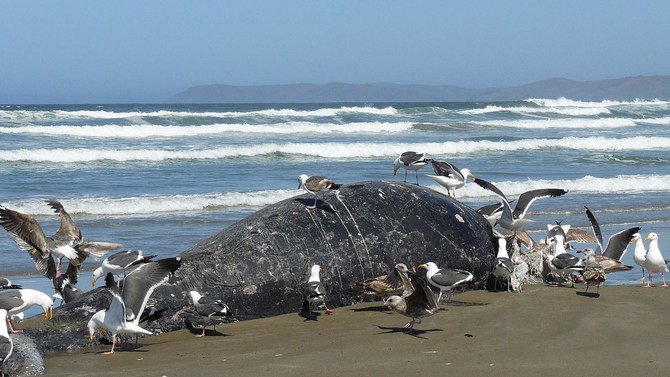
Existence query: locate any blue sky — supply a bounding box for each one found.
[1,1,669,103]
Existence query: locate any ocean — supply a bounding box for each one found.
[1,99,669,300]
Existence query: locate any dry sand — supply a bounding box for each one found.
[42,284,670,376]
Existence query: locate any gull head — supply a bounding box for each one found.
[298,174,309,189]
[630,232,642,243]
[418,262,438,273]
[645,232,658,242]
[383,295,401,309]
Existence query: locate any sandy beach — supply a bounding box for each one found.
[40,284,670,376]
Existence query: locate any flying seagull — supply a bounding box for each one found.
[188,290,233,337]
[0,201,121,279]
[583,206,640,261]
[87,257,181,354]
[384,263,439,330]
[298,175,342,209]
[92,250,156,286]
[418,261,473,302]
[426,160,474,197]
[360,264,406,298]
[393,151,430,185]
[473,177,568,232]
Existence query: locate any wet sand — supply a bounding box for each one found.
[43,284,670,376]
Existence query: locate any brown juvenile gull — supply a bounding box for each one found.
[188,290,232,337]
[0,200,121,279]
[360,264,406,298]
[580,249,606,294]
[297,175,342,209]
[418,261,473,302]
[392,151,430,185]
[384,264,439,330]
[426,160,474,197]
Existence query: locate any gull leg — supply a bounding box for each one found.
[7,318,22,333]
[646,272,653,287]
[415,171,419,185]
[436,291,443,303]
[102,337,116,355]
[662,272,668,288]
[404,169,408,183]
[641,268,646,286]
[195,327,206,337]
[56,257,63,278]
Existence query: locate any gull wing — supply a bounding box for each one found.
[121,258,181,324]
[602,227,642,261]
[513,189,568,219]
[0,206,49,254]
[584,206,604,254]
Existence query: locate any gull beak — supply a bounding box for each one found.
[418,264,426,269]
[298,183,301,189]
[320,267,323,272]
[88,332,94,343]
[645,236,651,241]
[49,307,53,320]
[469,174,476,179]
[44,311,49,320]
[92,279,97,287]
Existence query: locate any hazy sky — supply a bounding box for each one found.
[1,1,669,103]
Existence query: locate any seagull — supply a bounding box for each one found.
[87,257,181,354]
[0,309,12,377]
[544,221,597,245]
[303,264,332,315]
[472,177,568,232]
[0,289,53,333]
[643,233,668,288]
[393,151,430,185]
[418,262,473,302]
[0,279,20,290]
[188,290,232,337]
[92,250,156,286]
[546,235,584,287]
[0,201,121,279]
[426,160,474,197]
[584,206,640,260]
[631,233,648,286]
[297,175,342,209]
[476,201,507,226]
[491,237,516,292]
[580,249,606,294]
[383,263,439,330]
[360,264,406,298]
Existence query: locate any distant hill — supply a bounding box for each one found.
[166,75,670,103]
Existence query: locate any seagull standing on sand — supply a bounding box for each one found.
[580,249,606,294]
[92,250,156,286]
[472,178,568,233]
[188,290,232,337]
[303,264,332,315]
[384,263,439,330]
[426,160,474,198]
[393,151,430,185]
[298,175,342,209]
[643,233,668,287]
[87,257,181,354]
[418,262,473,302]
[0,289,53,333]
[0,309,12,377]
[632,233,648,285]
[492,237,516,292]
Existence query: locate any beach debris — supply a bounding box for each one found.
[298,174,342,209]
[383,264,439,330]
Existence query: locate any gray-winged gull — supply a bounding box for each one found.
[546,235,584,287]
[303,264,332,315]
[492,237,516,292]
[393,151,430,185]
[0,289,53,333]
[473,177,568,232]
[87,257,181,354]
[92,249,156,286]
[632,233,648,285]
[584,206,640,260]
[298,175,342,209]
[418,261,473,302]
[0,279,20,290]
[426,160,474,197]
[188,290,232,337]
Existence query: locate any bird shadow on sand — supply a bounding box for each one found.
[293,198,335,212]
[298,311,322,321]
[441,300,489,307]
[375,325,443,339]
[576,291,601,298]
[350,305,393,313]
[186,328,230,337]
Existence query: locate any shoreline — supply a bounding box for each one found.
[40,284,670,376]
